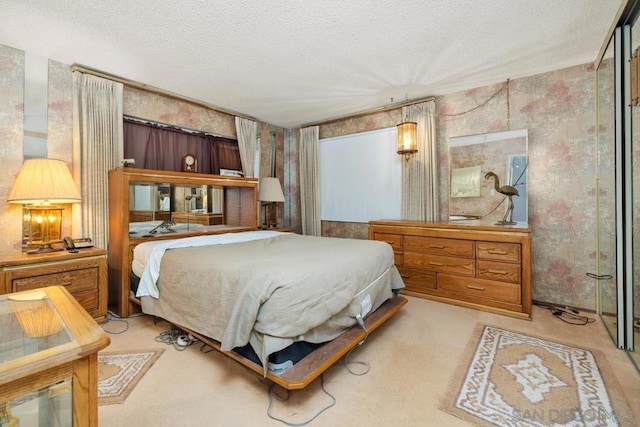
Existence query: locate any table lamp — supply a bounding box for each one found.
[258,177,285,229]
[7,159,81,254]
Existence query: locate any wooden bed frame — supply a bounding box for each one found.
[108,167,407,390]
[149,294,407,390]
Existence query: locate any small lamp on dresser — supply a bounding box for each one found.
[7,158,81,254]
[258,177,285,229]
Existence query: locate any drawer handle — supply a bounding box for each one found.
[400,274,410,279]
[487,249,508,255]
[384,241,398,245]
[429,244,445,249]
[467,285,486,291]
[487,269,508,275]
[429,262,444,266]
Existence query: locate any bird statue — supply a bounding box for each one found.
[485,171,519,225]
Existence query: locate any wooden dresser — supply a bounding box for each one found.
[0,248,108,321]
[369,220,532,319]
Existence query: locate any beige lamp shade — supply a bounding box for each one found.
[8,158,81,204]
[258,177,285,202]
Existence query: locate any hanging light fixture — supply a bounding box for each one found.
[397,117,417,160]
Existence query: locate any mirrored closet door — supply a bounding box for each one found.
[596,3,639,372]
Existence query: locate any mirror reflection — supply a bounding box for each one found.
[129,183,225,234]
[449,129,528,223]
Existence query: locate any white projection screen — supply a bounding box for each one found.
[319,127,402,222]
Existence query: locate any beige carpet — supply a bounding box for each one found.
[442,324,636,426]
[98,349,165,405]
[98,299,640,426]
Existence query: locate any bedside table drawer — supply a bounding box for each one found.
[0,249,108,321]
[12,266,99,294]
[73,289,100,315]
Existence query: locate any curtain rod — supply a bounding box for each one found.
[70,64,257,122]
[124,115,235,139]
[301,95,436,128]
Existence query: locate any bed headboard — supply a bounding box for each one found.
[108,167,259,317]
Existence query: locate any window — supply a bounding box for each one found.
[319,127,402,222]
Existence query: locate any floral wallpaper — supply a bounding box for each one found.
[0,44,24,254]
[123,87,237,138]
[320,63,605,311]
[0,41,630,314]
[436,65,599,310]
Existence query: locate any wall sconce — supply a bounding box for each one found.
[258,177,285,229]
[397,118,417,160]
[7,158,81,254]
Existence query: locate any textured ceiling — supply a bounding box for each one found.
[0,0,622,128]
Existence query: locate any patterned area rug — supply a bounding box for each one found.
[441,324,636,426]
[98,349,164,405]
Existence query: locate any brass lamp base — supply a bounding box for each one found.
[262,202,279,229]
[26,243,64,255]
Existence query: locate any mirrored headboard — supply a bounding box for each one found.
[448,129,528,223]
[128,183,225,231]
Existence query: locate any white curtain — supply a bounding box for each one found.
[299,126,321,236]
[72,72,123,249]
[401,100,439,221]
[235,117,257,177]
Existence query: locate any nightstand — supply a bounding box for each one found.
[0,248,108,321]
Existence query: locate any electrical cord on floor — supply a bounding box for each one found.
[101,310,151,335]
[266,374,336,426]
[101,313,130,335]
[534,302,596,325]
[155,327,199,351]
[337,314,371,375]
[198,342,214,353]
[265,314,371,425]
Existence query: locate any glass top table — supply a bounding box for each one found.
[0,286,110,427]
[0,290,72,364]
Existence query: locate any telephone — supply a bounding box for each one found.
[63,237,93,252]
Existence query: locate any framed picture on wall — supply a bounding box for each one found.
[451,166,481,198]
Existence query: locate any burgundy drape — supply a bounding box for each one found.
[123,118,241,174]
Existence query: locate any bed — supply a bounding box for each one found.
[131,230,407,389]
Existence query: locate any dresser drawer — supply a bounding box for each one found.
[404,236,474,257]
[372,233,403,253]
[394,253,404,267]
[397,267,436,291]
[404,252,474,276]
[12,267,99,294]
[477,260,521,284]
[476,241,521,263]
[438,274,521,304]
